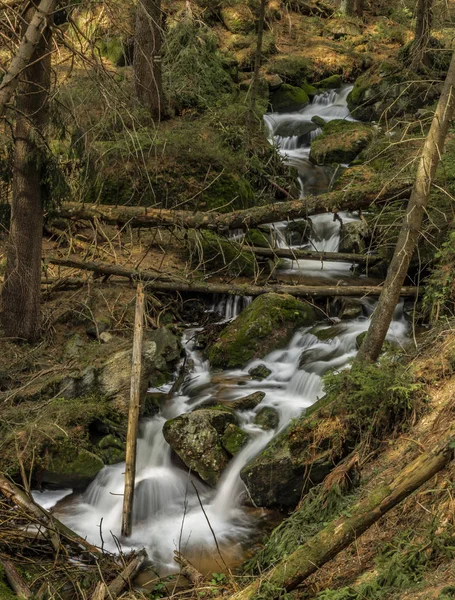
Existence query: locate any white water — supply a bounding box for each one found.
[35,86,410,574]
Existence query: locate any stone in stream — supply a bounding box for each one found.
[221,423,249,456]
[284,219,314,246]
[249,365,272,380]
[254,407,279,430]
[338,220,370,253]
[41,448,104,488]
[338,297,364,320]
[299,346,339,369]
[208,293,315,369]
[163,407,238,487]
[270,84,309,112]
[227,391,266,411]
[309,119,373,165]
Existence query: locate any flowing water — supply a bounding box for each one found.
[33,87,410,575]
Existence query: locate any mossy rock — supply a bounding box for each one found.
[254,407,279,429]
[163,407,237,486]
[249,365,272,380]
[315,74,342,89]
[268,56,311,87]
[284,219,314,246]
[208,293,315,369]
[187,230,257,277]
[200,173,256,213]
[347,61,441,122]
[270,84,309,112]
[339,220,370,253]
[98,434,126,465]
[220,5,255,34]
[221,423,249,455]
[42,447,104,488]
[226,390,266,410]
[310,120,373,165]
[245,229,270,248]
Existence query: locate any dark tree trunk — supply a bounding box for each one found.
[353,0,364,17]
[356,51,455,364]
[411,0,433,69]
[1,6,51,342]
[340,0,355,16]
[134,0,164,120]
[247,0,267,133]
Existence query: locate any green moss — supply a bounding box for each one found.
[270,84,309,112]
[300,79,318,97]
[220,5,255,34]
[268,56,311,87]
[208,293,314,368]
[44,448,104,488]
[187,230,257,276]
[222,423,249,455]
[245,229,270,247]
[310,119,373,165]
[98,36,128,66]
[0,566,16,600]
[315,74,342,89]
[201,173,255,212]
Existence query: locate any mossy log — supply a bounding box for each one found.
[56,181,412,232]
[47,257,419,297]
[228,435,455,600]
[0,559,32,599]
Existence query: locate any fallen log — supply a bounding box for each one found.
[106,549,147,598]
[228,435,455,600]
[0,559,32,599]
[174,550,204,586]
[47,256,419,298]
[244,246,382,264]
[56,181,412,232]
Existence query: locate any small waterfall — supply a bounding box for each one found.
[311,89,339,106]
[211,294,252,322]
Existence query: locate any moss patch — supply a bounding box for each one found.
[43,448,104,488]
[222,423,249,455]
[270,83,309,112]
[187,230,257,277]
[310,119,373,165]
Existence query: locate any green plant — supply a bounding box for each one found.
[210,572,227,586]
[149,582,167,600]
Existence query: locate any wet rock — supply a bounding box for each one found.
[311,115,327,128]
[42,447,104,488]
[264,73,283,90]
[249,365,272,380]
[310,120,373,165]
[273,120,318,138]
[208,293,315,369]
[299,346,334,368]
[245,229,270,248]
[221,423,249,456]
[98,434,125,464]
[227,391,266,410]
[163,407,237,486]
[310,323,346,341]
[339,220,370,253]
[338,297,363,320]
[270,84,309,112]
[240,395,354,508]
[347,60,441,122]
[315,74,342,89]
[284,219,314,246]
[254,407,279,430]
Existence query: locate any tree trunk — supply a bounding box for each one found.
[356,51,455,364]
[0,559,32,599]
[1,5,52,342]
[56,179,412,231]
[106,549,147,598]
[134,0,165,120]
[228,435,455,600]
[340,0,354,16]
[247,0,267,133]
[47,256,420,297]
[353,0,364,17]
[411,0,433,69]
[0,0,56,118]
[121,283,145,538]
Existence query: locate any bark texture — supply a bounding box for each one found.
[1,5,51,342]
[340,0,354,16]
[247,0,267,131]
[411,0,433,69]
[356,51,455,363]
[134,0,164,119]
[229,435,455,600]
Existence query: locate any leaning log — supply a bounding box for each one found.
[0,0,57,118]
[47,256,419,298]
[228,435,455,600]
[174,550,204,586]
[0,559,32,599]
[244,246,381,264]
[56,181,411,232]
[106,549,147,598]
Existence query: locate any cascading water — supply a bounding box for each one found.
[34,86,410,575]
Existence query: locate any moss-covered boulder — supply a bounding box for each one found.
[208,293,315,369]
[268,56,311,87]
[226,390,266,410]
[163,407,237,486]
[201,173,255,212]
[347,61,441,122]
[240,395,353,507]
[254,406,279,429]
[221,423,249,455]
[42,447,104,488]
[338,297,363,320]
[245,229,270,248]
[315,74,342,89]
[339,220,370,253]
[270,84,309,112]
[310,120,373,165]
[249,364,272,380]
[98,434,126,464]
[187,231,256,276]
[221,5,255,34]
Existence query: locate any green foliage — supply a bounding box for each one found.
[163,17,233,111]
[323,359,426,440]
[149,582,167,600]
[423,230,455,324]
[210,572,227,586]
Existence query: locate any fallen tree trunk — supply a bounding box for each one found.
[47,256,419,297]
[174,550,204,586]
[0,0,57,118]
[229,435,455,600]
[245,246,381,264]
[0,559,32,599]
[56,181,411,232]
[106,549,147,598]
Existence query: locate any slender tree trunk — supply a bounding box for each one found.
[411,0,433,69]
[356,51,455,364]
[247,0,267,133]
[353,0,364,17]
[340,0,355,17]
[134,0,164,120]
[1,5,52,342]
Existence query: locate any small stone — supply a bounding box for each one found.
[99,331,113,343]
[311,115,327,128]
[254,407,279,430]
[227,391,266,411]
[249,365,272,380]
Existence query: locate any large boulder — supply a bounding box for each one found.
[208,293,315,369]
[270,84,309,112]
[240,396,354,507]
[347,61,441,122]
[310,120,373,165]
[163,407,238,486]
[267,55,312,88]
[339,220,370,253]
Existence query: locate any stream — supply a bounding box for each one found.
[33,87,410,575]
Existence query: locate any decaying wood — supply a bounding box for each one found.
[228,435,455,600]
[174,550,204,586]
[0,0,57,118]
[90,582,106,600]
[47,256,419,298]
[244,246,381,264]
[121,282,145,538]
[0,474,100,557]
[56,181,411,231]
[0,559,32,599]
[107,549,147,598]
